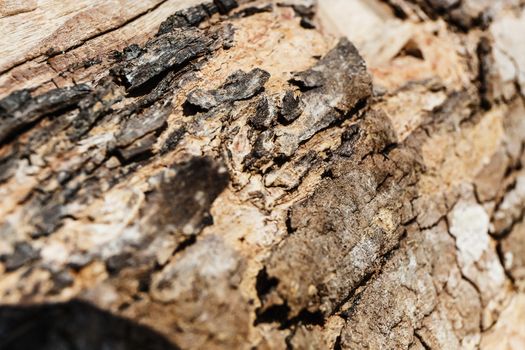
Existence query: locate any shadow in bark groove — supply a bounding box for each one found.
[0,300,179,350]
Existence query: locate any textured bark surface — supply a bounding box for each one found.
[1,0,525,349]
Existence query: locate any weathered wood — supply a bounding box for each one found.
[0,0,525,349]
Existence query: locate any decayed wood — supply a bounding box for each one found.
[1,0,525,349]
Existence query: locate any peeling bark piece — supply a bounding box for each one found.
[274,38,372,157]
[186,68,270,110]
[0,85,91,144]
[279,90,302,124]
[291,68,324,89]
[296,37,371,110]
[113,28,216,91]
[147,157,229,242]
[417,277,482,349]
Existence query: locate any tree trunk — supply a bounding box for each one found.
[0,0,524,349]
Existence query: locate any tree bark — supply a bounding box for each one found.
[0,0,524,349]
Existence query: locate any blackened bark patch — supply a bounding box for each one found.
[279,90,302,124]
[248,96,276,130]
[285,309,325,328]
[148,157,229,240]
[112,28,215,91]
[0,85,91,144]
[186,68,270,110]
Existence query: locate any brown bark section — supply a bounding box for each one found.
[0,0,524,349]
